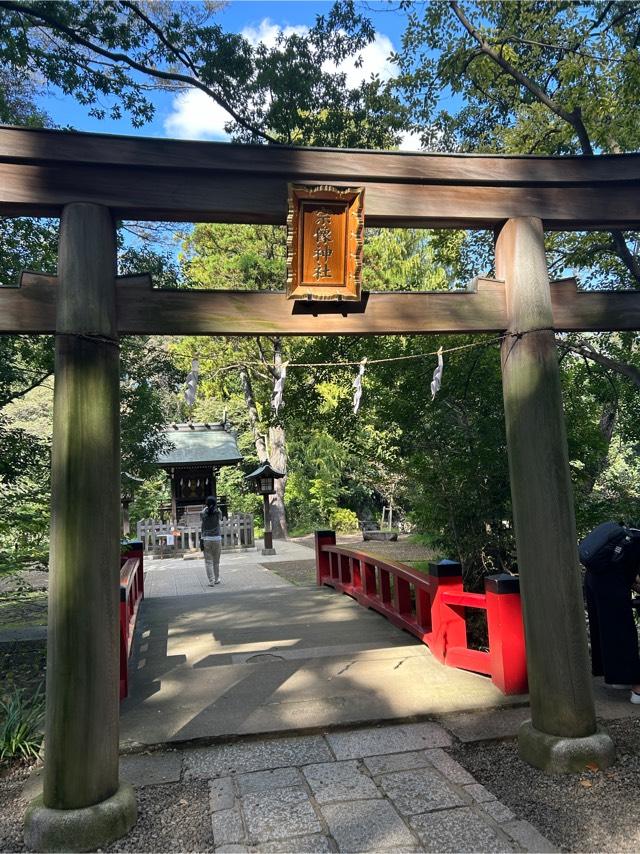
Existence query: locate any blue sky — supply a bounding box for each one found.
[37,1,417,146]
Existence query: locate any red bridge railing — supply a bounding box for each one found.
[119,540,144,700]
[315,530,527,695]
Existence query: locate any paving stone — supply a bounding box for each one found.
[423,748,476,784]
[437,707,530,743]
[482,800,516,824]
[378,768,465,816]
[119,751,183,787]
[502,819,559,853]
[363,750,434,776]
[214,847,249,853]
[184,735,332,779]
[303,760,381,803]
[255,834,332,852]
[410,807,514,853]
[326,722,451,760]
[464,782,497,803]
[237,767,302,794]
[321,800,417,852]
[210,777,236,811]
[212,807,245,846]
[242,787,322,843]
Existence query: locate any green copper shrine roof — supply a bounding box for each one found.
[156,423,243,467]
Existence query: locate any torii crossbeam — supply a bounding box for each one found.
[1,125,639,851]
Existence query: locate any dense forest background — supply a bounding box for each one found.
[1,1,639,584]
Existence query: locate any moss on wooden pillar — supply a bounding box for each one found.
[496,217,614,770]
[24,203,136,850]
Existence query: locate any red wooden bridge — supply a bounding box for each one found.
[315,531,527,696]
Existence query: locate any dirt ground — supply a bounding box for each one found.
[266,534,437,586]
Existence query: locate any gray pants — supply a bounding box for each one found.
[203,539,222,583]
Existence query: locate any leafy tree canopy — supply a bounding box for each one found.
[0,0,407,146]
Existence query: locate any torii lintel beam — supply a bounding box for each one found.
[1,126,640,229]
[2,273,639,336]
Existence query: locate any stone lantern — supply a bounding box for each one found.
[245,461,285,555]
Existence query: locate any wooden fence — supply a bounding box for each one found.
[315,530,527,696]
[136,513,254,557]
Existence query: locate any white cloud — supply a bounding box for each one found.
[162,19,399,141]
[323,32,397,87]
[398,130,424,152]
[242,19,309,49]
[163,88,232,141]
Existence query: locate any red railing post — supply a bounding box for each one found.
[315,530,336,586]
[485,574,528,695]
[428,560,467,664]
[119,589,129,700]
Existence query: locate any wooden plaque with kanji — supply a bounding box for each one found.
[287,184,364,301]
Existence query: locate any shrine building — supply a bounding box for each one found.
[156,421,243,522]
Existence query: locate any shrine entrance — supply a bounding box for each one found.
[2,125,640,850]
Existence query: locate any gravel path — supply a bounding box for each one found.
[451,716,640,853]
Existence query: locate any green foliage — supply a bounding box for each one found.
[128,472,170,528]
[0,685,45,763]
[1,0,639,589]
[285,432,350,528]
[329,508,360,533]
[215,465,262,517]
[0,1,407,146]
[180,224,286,293]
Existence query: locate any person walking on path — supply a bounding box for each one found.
[201,496,222,586]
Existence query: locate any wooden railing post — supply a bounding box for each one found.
[428,560,466,664]
[497,217,614,772]
[315,530,335,585]
[25,204,136,852]
[484,574,527,695]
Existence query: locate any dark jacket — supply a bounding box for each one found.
[201,507,221,537]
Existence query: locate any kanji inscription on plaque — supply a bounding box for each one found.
[287,184,364,300]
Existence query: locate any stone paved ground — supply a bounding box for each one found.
[2,721,555,853]
[114,720,557,853]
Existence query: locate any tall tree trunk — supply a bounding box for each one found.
[269,337,288,539]
[582,401,617,496]
[239,365,267,462]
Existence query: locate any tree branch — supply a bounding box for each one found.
[449,2,640,285]
[449,0,594,154]
[0,372,52,407]
[565,342,640,391]
[609,230,640,285]
[0,1,279,143]
[119,0,199,77]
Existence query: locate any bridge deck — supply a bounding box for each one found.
[120,542,524,747]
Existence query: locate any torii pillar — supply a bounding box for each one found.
[24,204,137,851]
[497,217,615,772]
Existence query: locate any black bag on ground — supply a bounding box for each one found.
[579,521,640,574]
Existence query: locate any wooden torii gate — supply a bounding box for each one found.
[2,125,640,850]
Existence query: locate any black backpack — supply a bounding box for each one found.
[579,521,640,574]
